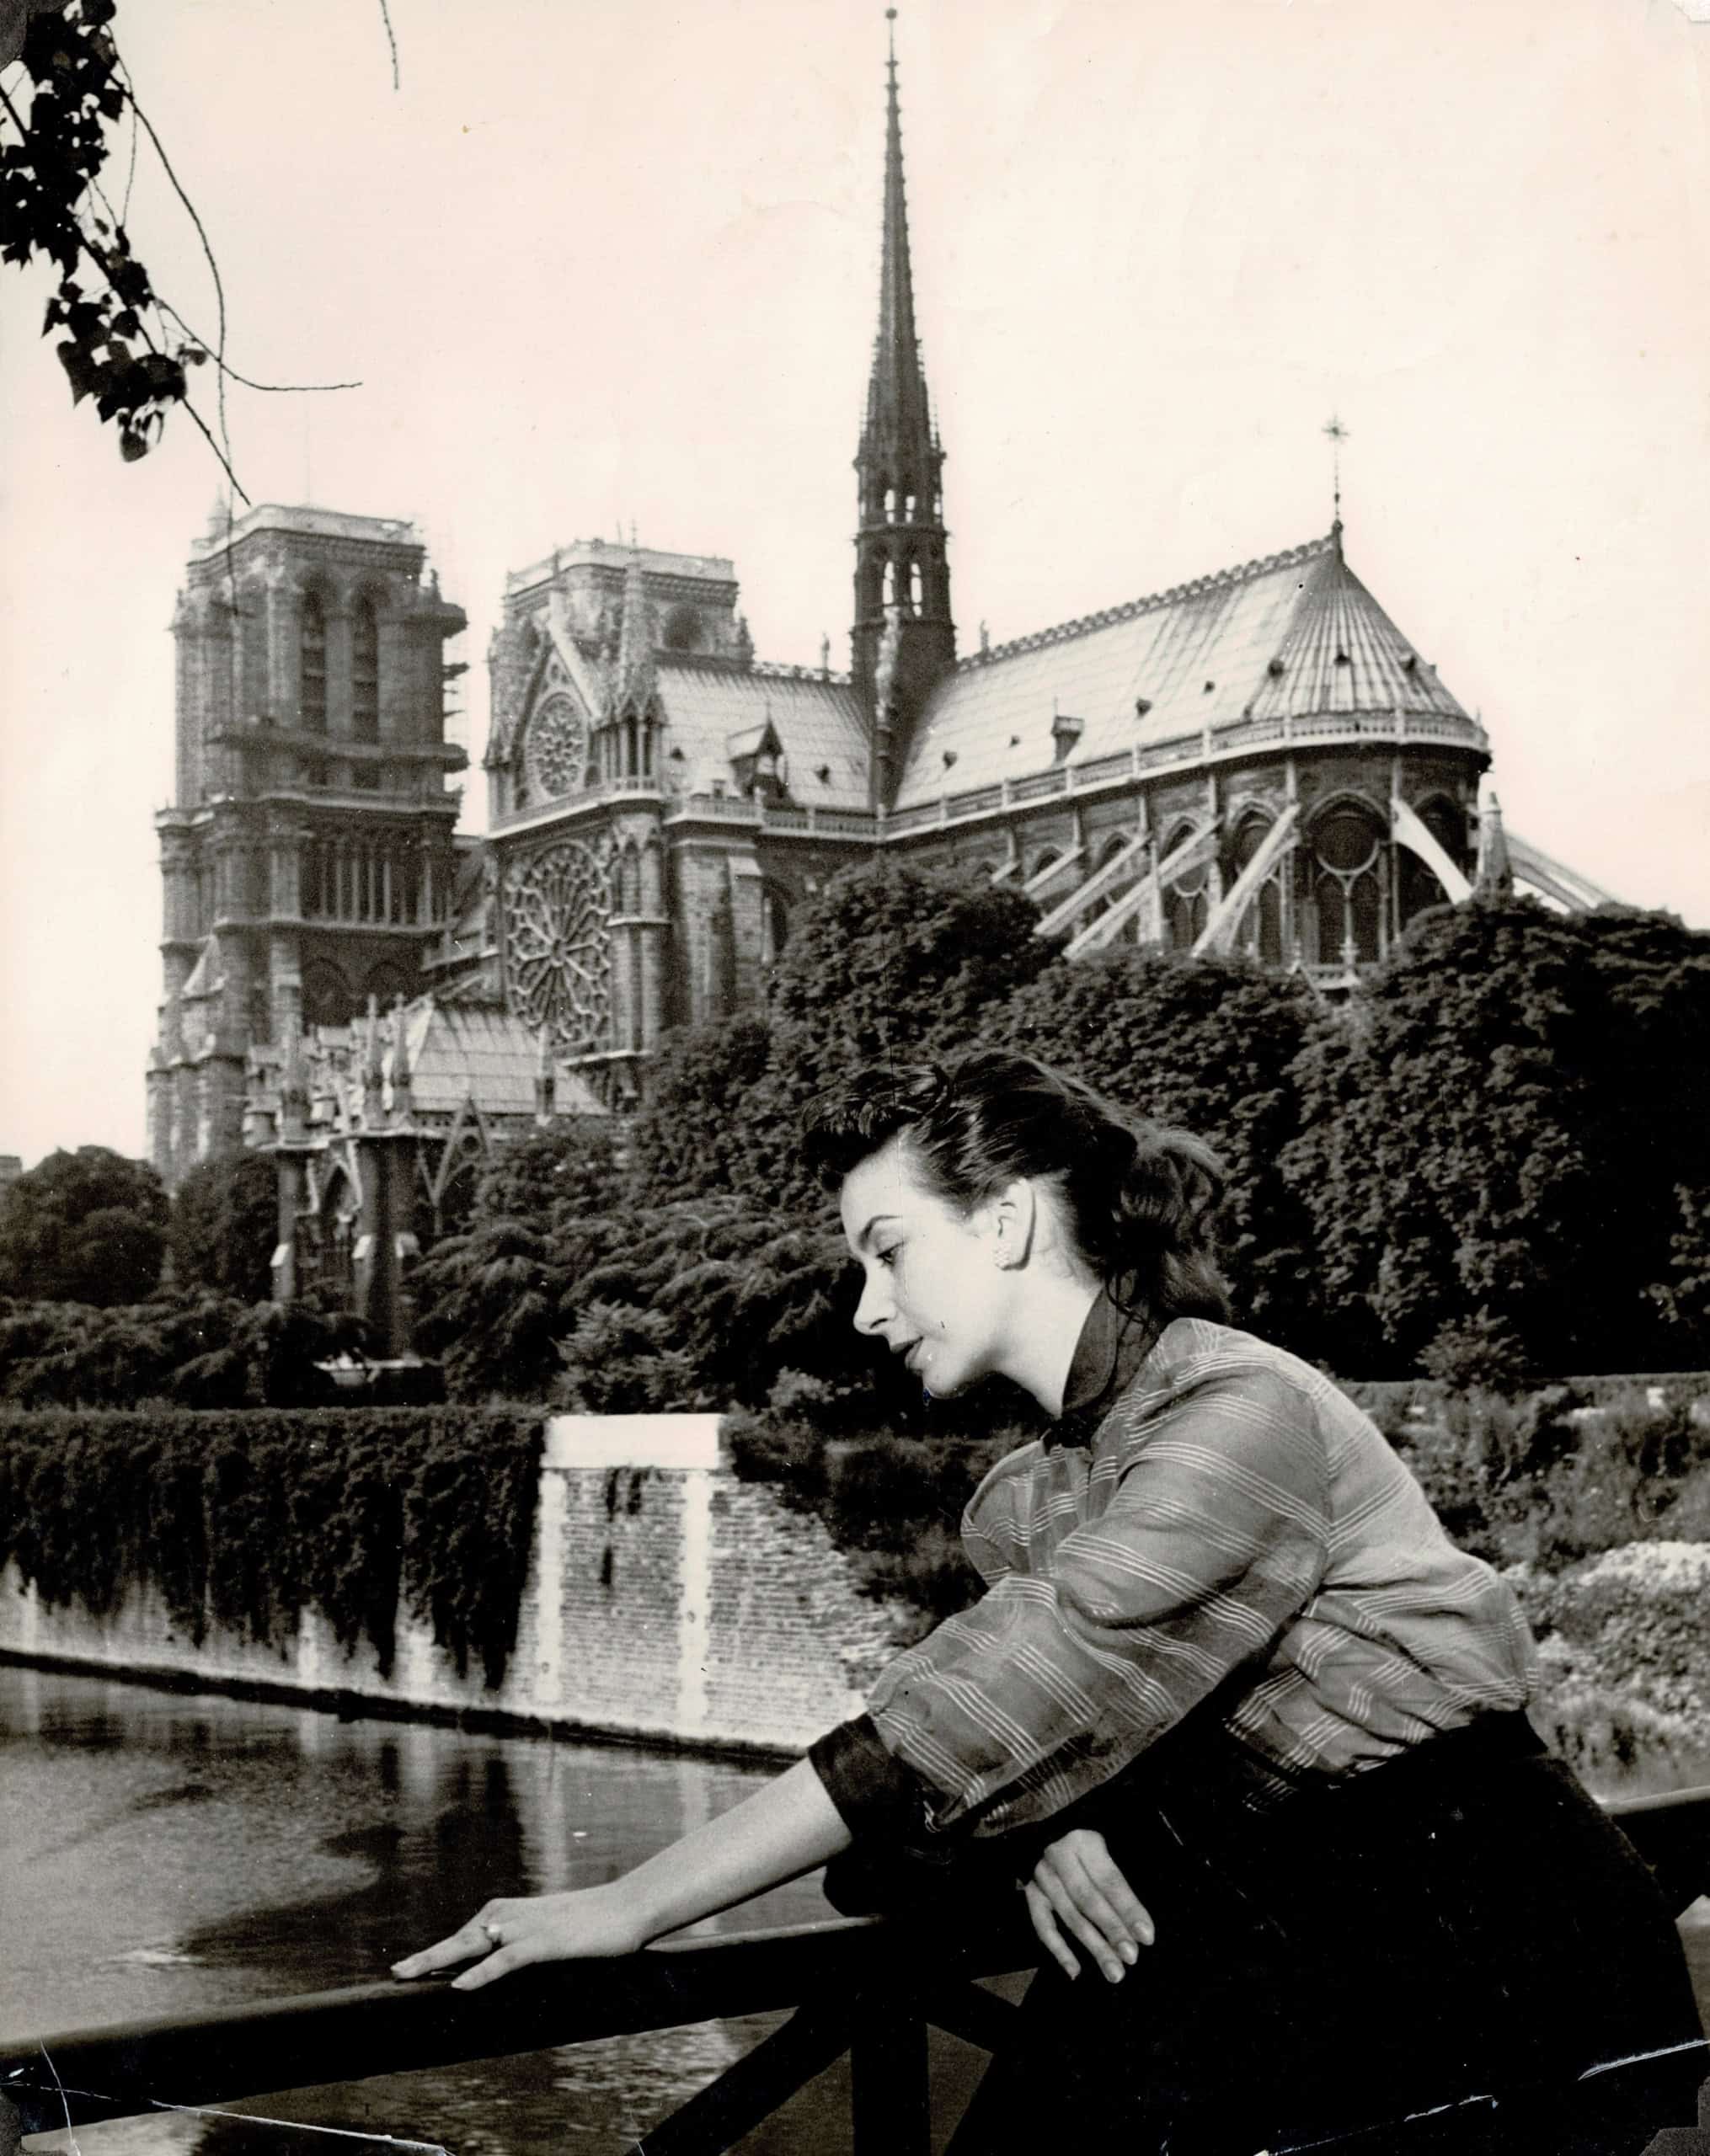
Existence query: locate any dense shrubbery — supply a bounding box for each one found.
[1381,1382,1710,1572]
[0,1292,366,1407]
[0,1406,543,1686]
[1282,901,1710,1377]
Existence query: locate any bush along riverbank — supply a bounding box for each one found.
[0,1406,544,1688]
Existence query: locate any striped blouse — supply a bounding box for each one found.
[810,1302,1537,1841]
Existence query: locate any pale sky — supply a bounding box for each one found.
[2,0,1707,1170]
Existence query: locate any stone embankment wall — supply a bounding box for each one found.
[0,1416,911,1755]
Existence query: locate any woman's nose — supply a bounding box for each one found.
[853,1271,891,1335]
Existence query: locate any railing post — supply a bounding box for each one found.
[850,1995,930,2156]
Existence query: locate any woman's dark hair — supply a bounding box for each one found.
[803,1046,1232,1326]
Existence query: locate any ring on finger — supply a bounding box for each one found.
[484,1920,505,1946]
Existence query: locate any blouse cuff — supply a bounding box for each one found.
[808,1713,926,1840]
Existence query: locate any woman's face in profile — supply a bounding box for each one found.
[838,1134,1009,1399]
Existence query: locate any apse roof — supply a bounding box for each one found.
[892,531,1470,809]
[656,659,870,810]
[401,1001,546,1118]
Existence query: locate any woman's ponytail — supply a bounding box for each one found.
[1073,1115,1232,1324]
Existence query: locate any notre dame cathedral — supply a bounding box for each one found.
[146,25,1612,1299]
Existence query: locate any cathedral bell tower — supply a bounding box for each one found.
[147,504,466,1189]
[852,12,955,810]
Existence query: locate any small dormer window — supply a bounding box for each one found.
[1134,696,1152,718]
[1050,710,1084,763]
[815,762,831,784]
[1203,680,1215,695]
[1268,658,1285,677]
[1334,649,1351,666]
[943,750,958,770]
[1402,653,1419,673]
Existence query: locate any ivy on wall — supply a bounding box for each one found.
[0,1406,543,1687]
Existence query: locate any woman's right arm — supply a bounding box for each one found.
[392,1757,853,1991]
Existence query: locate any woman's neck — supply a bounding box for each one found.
[1002,1270,1102,1416]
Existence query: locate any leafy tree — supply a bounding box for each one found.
[628,1014,772,1206]
[168,1148,279,1305]
[1282,899,1710,1376]
[465,1117,629,1241]
[991,947,1323,1352]
[410,1217,568,1402]
[639,858,1055,1213]
[766,854,1052,1081]
[0,1145,166,1305]
[2,0,211,462]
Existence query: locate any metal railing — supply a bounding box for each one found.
[3,1785,1707,2155]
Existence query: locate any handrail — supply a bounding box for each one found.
[0,1909,1037,2150]
[3,1785,1706,2153]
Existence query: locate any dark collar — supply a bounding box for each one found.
[1047,1290,1160,1449]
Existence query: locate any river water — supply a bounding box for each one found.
[5,1663,1708,2155]
[0,1663,850,2155]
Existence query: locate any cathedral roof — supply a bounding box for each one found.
[655,658,870,811]
[891,531,1471,809]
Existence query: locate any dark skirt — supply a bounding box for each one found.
[942,1716,1704,2156]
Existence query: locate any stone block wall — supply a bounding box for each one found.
[0,1414,913,1756]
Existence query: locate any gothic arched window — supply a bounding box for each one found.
[300,590,327,734]
[1309,801,1384,965]
[908,558,923,611]
[1162,825,1210,952]
[351,595,380,744]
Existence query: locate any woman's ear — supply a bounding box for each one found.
[988,1180,1036,1270]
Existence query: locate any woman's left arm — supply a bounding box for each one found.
[392,1757,852,1991]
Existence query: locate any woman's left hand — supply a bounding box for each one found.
[390,1882,649,1992]
[1024,1827,1156,1984]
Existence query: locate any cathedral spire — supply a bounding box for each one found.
[852,8,955,808]
[869,11,930,463]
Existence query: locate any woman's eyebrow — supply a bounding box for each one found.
[855,1214,901,1251]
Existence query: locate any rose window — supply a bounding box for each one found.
[522,695,586,802]
[504,841,612,1054]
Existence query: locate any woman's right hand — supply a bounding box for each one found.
[1024,1827,1155,1984]
[391,1881,651,1992]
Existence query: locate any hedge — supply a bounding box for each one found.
[0,1406,544,1688]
